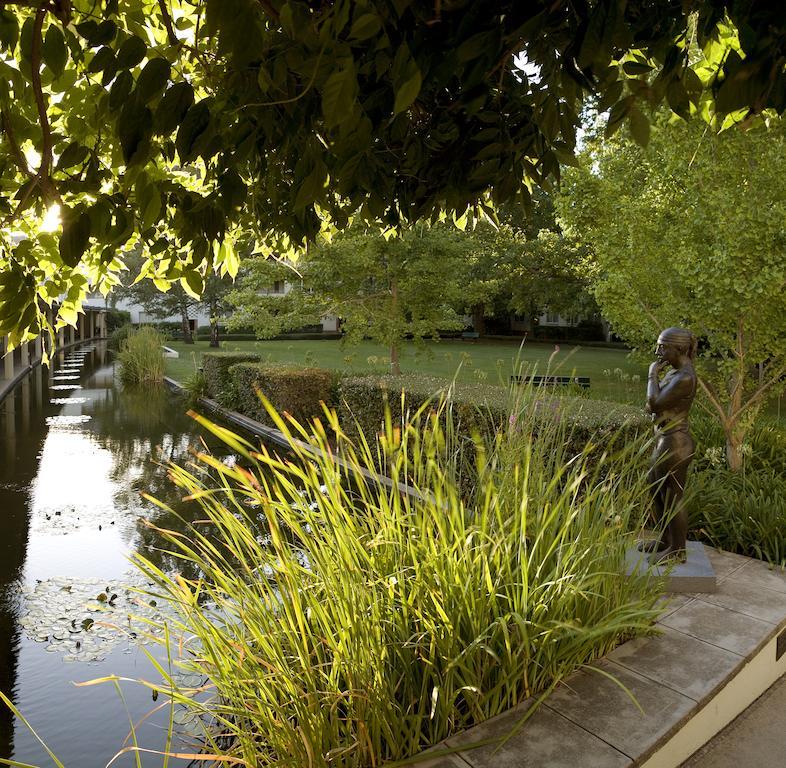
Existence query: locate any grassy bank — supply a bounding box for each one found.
[164,338,645,402]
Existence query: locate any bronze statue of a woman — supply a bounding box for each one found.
[639,327,697,563]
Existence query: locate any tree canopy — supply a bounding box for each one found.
[1,0,786,347]
[558,116,786,470]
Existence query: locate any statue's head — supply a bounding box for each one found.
[655,328,696,365]
[656,327,696,363]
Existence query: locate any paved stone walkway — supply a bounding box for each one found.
[681,675,786,767]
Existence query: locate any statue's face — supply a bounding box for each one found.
[656,340,681,366]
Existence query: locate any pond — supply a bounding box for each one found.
[0,343,241,767]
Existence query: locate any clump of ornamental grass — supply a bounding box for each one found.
[116,326,166,386]
[121,383,663,768]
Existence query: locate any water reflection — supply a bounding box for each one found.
[0,344,239,766]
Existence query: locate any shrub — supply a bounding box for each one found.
[337,374,648,456]
[133,394,663,767]
[686,467,786,566]
[201,352,260,404]
[692,411,786,474]
[108,322,134,351]
[183,369,209,407]
[116,326,165,385]
[105,307,131,333]
[228,362,338,426]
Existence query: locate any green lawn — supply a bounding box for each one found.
[164,338,647,403]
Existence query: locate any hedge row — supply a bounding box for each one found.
[336,375,649,456]
[202,353,261,405]
[201,352,649,463]
[229,362,338,427]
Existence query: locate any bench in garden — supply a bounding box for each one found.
[461,331,480,342]
[510,374,591,389]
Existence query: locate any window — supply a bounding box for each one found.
[273,280,284,294]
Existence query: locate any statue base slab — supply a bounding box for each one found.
[625,539,717,593]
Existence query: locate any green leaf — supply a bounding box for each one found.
[118,101,152,164]
[457,32,491,63]
[87,45,115,74]
[59,210,92,267]
[622,60,652,76]
[604,95,633,138]
[42,25,67,77]
[666,79,691,119]
[628,105,650,146]
[19,17,33,62]
[394,66,421,114]
[321,61,358,128]
[77,19,116,46]
[137,180,162,229]
[57,142,90,169]
[154,81,194,135]
[0,10,19,52]
[91,19,117,46]
[180,270,204,299]
[115,35,146,69]
[109,69,133,111]
[349,13,381,41]
[218,238,239,278]
[176,101,211,161]
[293,165,325,210]
[218,167,246,211]
[135,58,171,103]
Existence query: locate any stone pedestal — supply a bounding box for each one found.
[626,540,717,593]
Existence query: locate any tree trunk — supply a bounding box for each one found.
[472,304,486,336]
[723,419,745,472]
[390,342,401,376]
[390,278,401,375]
[724,322,746,471]
[180,304,194,344]
[209,298,220,348]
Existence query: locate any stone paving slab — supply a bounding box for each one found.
[659,598,776,656]
[544,659,695,759]
[606,626,742,702]
[426,548,786,768]
[698,577,786,624]
[446,703,630,768]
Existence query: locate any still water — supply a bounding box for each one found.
[0,343,236,766]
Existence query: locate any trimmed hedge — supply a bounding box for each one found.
[337,375,649,456]
[228,362,338,427]
[202,352,261,405]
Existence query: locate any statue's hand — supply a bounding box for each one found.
[649,360,667,376]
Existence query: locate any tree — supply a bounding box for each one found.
[558,116,786,470]
[1,1,786,344]
[116,252,235,345]
[230,225,466,374]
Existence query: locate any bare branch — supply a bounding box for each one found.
[157,0,179,46]
[31,4,53,181]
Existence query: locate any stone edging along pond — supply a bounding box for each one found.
[0,336,104,405]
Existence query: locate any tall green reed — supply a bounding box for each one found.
[123,382,662,768]
[117,326,166,386]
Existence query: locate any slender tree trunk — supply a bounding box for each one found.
[391,278,401,375]
[180,303,194,344]
[472,303,486,336]
[390,342,401,376]
[209,298,220,348]
[724,320,746,471]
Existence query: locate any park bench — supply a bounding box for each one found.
[461,331,480,342]
[510,374,591,389]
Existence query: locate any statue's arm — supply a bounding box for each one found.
[647,368,693,413]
